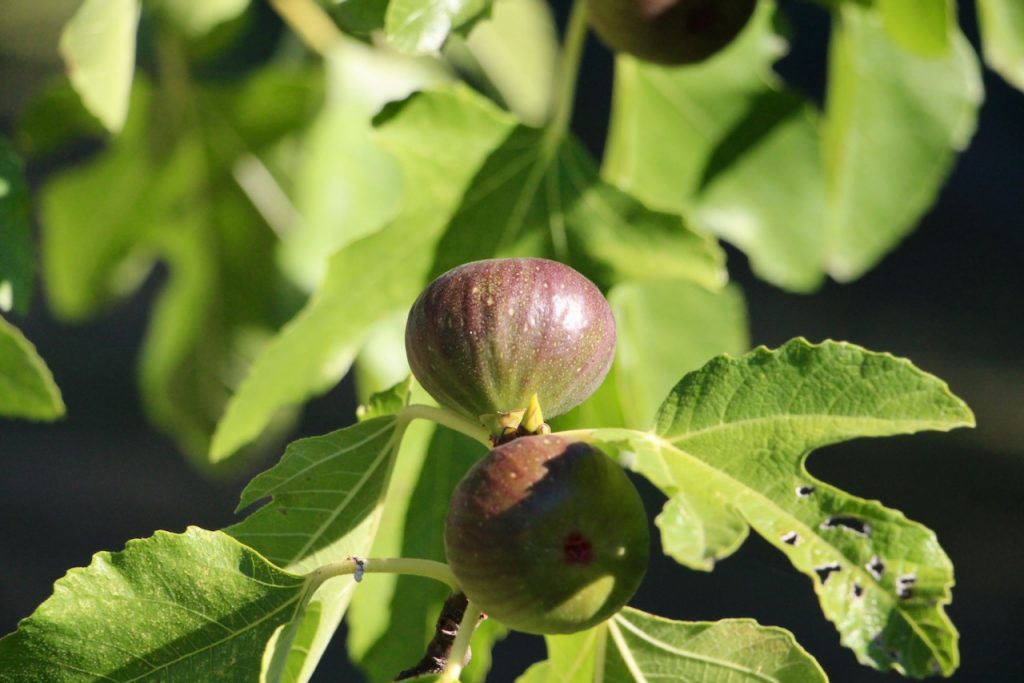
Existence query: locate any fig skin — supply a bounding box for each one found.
[445,435,649,634]
[586,0,757,66]
[405,258,616,423]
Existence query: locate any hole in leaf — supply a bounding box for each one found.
[821,516,872,536]
[866,555,886,580]
[814,562,842,584]
[853,583,864,599]
[796,485,816,497]
[781,531,800,546]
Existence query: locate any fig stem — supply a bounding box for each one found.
[439,599,482,683]
[401,404,492,446]
[305,557,460,593]
[270,0,343,56]
[545,0,588,151]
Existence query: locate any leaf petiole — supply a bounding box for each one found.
[305,556,461,594]
[400,403,493,446]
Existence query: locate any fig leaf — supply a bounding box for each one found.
[517,607,826,683]
[586,339,974,677]
[0,316,64,421]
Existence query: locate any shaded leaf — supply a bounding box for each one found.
[0,139,33,314]
[588,339,973,676]
[60,0,140,133]
[0,527,306,681]
[0,316,64,420]
[823,3,982,280]
[210,86,516,462]
[977,0,1024,91]
[518,608,826,683]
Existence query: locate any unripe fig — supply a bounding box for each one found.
[405,258,616,425]
[445,435,649,634]
[586,0,757,66]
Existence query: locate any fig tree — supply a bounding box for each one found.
[405,258,615,429]
[445,435,649,634]
[586,0,757,66]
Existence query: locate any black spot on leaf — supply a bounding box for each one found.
[821,515,872,536]
[814,562,842,584]
[853,583,864,599]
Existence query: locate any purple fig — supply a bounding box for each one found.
[445,435,649,634]
[587,0,757,66]
[405,258,616,426]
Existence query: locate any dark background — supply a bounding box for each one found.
[2,1,1022,681]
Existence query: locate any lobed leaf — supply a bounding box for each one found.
[0,139,33,314]
[0,316,64,421]
[518,608,826,683]
[587,339,973,677]
[977,0,1024,91]
[59,0,140,133]
[0,527,306,682]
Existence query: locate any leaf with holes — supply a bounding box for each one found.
[0,527,307,681]
[517,607,826,683]
[584,339,973,677]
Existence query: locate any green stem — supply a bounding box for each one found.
[305,557,460,594]
[544,0,589,152]
[439,600,482,683]
[401,404,492,446]
[270,0,343,56]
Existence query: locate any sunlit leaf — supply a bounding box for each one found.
[0,139,33,314]
[59,0,140,133]
[385,0,490,53]
[517,608,826,683]
[160,0,250,36]
[977,0,1024,91]
[823,3,982,280]
[878,0,953,56]
[210,87,515,462]
[554,280,748,432]
[587,339,974,676]
[0,528,306,681]
[0,316,64,421]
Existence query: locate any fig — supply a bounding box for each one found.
[586,0,757,66]
[445,435,649,634]
[405,258,616,427]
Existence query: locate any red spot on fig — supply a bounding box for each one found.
[563,532,594,565]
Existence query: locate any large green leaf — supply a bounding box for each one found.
[517,608,826,682]
[0,139,33,314]
[59,0,140,133]
[977,0,1024,91]
[603,2,827,292]
[385,0,490,53]
[0,316,64,420]
[209,86,516,462]
[586,339,973,676]
[822,3,982,280]
[0,527,307,681]
[878,0,953,56]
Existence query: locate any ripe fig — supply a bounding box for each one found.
[586,0,757,66]
[405,258,616,427]
[445,435,649,634]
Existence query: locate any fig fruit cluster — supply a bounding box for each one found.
[586,0,757,66]
[406,258,649,634]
